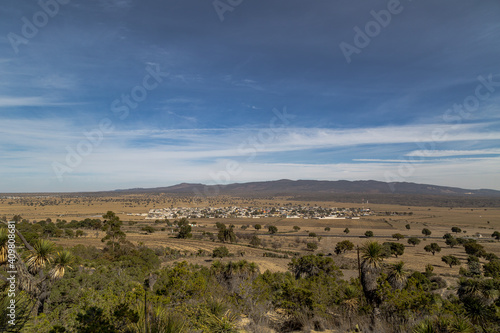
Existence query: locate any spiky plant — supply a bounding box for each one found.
[388,261,408,290]
[49,250,74,279]
[412,319,436,333]
[25,239,55,274]
[449,317,474,333]
[360,241,384,304]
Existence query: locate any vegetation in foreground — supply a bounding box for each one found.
[0,212,499,332]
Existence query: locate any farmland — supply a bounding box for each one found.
[1,193,500,332]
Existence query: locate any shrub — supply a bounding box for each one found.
[268,225,278,234]
[392,233,405,241]
[212,246,230,258]
[422,228,432,236]
[306,242,318,251]
[364,230,374,238]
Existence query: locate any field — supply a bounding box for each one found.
[2,194,499,284]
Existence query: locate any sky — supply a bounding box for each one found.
[1,0,499,192]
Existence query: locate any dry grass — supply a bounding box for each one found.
[2,194,499,279]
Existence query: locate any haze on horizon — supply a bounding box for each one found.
[1,0,499,193]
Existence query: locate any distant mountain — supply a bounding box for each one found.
[115,179,500,197]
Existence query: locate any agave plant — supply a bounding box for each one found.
[412,319,436,333]
[49,250,74,279]
[25,239,55,274]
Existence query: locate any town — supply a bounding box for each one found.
[143,205,373,220]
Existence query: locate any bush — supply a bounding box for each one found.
[268,225,278,234]
[364,230,374,238]
[212,246,230,258]
[306,242,318,251]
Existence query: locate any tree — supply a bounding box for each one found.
[293,226,300,232]
[392,233,405,241]
[464,242,485,257]
[335,240,354,255]
[445,237,459,248]
[308,232,316,238]
[324,227,330,232]
[384,242,405,258]
[424,243,441,255]
[101,211,125,252]
[344,228,350,235]
[216,223,236,243]
[451,227,462,234]
[407,237,421,247]
[176,218,192,239]
[422,228,432,237]
[483,260,500,278]
[405,224,411,230]
[491,231,500,240]
[254,224,262,231]
[364,230,374,238]
[268,225,277,234]
[141,225,156,234]
[441,255,461,268]
[360,241,384,305]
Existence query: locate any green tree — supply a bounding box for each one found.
[424,243,441,255]
[216,223,236,243]
[344,227,350,235]
[405,224,411,230]
[324,227,330,232]
[491,231,500,240]
[308,232,316,238]
[445,237,459,248]
[293,226,300,232]
[451,226,462,234]
[288,254,340,279]
[422,228,432,237]
[268,225,278,234]
[384,242,405,258]
[364,230,374,238]
[392,233,405,241]
[335,240,355,255]
[441,255,461,268]
[463,242,485,257]
[254,224,262,231]
[101,211,125,252]
[407,237,421,247]
[176,218,192,239]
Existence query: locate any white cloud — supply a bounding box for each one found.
[406,149,500,157]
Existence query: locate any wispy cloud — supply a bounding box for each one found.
[406,149,500,157]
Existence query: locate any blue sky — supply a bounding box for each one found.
[1,0,499,192]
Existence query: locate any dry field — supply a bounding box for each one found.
[2,194,499,283]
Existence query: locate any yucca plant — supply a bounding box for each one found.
[25,239,55,273]
[388,261,408,290]
[360,241,384,305]
[49,250,74,279]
